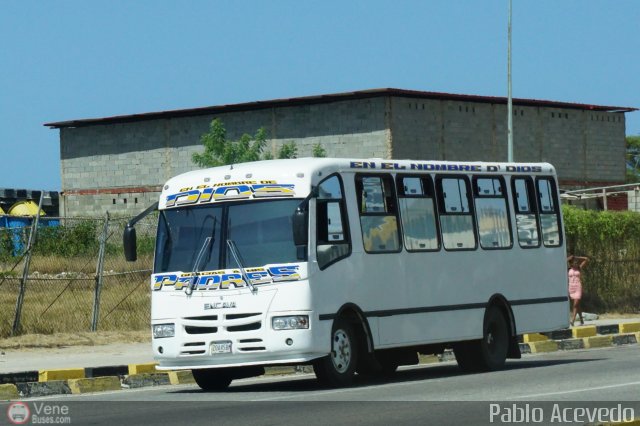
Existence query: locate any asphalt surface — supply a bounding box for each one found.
[8,345,640,425]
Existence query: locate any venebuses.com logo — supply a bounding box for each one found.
[6,401,71,424]
[7,402,30,425]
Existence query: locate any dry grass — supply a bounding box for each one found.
[8,253,154,276]
[0,272,151,338]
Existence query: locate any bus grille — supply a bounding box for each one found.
[181,312,264,335]
[237,338,266,352]
[179,341,207,355]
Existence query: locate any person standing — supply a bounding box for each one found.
[567,255,589,326]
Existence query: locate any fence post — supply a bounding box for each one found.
[12,192,44,336]
[91,212,110,332]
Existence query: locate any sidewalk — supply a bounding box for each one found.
[0,342,153,374]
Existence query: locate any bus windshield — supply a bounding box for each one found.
[154,199,301,273]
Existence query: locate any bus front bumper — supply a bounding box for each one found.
[151,314,328,370]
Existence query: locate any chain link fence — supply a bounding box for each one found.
[0,214,156,337]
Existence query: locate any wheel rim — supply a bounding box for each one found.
[486,323,497,354]
[486,319,505,358]
[331,328,352,373]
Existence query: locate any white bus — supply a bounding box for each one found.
[124,158,568,390]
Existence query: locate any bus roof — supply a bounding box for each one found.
[159,158,556,209]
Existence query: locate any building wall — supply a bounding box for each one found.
[391,97,626,185]
[58,95,628,217]
[59,98,388,216]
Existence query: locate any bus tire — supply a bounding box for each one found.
[378,359,399,375]
[356,352,398,377]
[454,306,509,372]
[313,318,358,387]
[192,368,233,391]
[479,306,509,371]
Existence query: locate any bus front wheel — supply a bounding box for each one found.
[192,368,233,391]
[314,318,358,387]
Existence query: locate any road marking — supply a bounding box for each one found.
[513,380,640,399]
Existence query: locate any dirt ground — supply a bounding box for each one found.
[0,330,150,350]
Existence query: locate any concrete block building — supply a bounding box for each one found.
[45,88,636,217]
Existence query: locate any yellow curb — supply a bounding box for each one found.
[39,368,85,382]
[620,322,640,333]
[583,335,613,349]
[68,376,121,394]
[264,366,296,376]
[168,370,195,385]
[419,354,440,364]
[571,325,597,338]
[528,340,559,353]
[0,383,19,400]
[128,362,158,375]
[523,333,549,343]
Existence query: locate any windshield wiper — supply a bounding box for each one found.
[227,239,258,294]
[185,236,212,296]
[186,216,218,295]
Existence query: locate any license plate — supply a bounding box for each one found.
[210,341,232,354]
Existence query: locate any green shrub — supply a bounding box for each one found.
[34,221,99,258]
[0,229,17,262]
[563,205,640,313]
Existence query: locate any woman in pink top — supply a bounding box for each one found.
[567,255,589,326]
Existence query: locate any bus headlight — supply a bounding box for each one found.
[272,315,309,330]
[153,323,175,338]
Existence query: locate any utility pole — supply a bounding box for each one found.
[507,0,513,162]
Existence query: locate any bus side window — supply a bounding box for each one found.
[511,177,540,248]
[316,175,351,269]
[436,176,476,250]
[536,177,562,247]
[355,174,401,253]
[473,177,512,249]
[397,175,440,251]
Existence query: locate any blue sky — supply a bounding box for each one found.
[1,1,638,191]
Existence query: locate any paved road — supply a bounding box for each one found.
[6,345,640,425]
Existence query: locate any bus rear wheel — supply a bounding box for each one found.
[454,306,509,372]
[314,318,358,387]
[480,306,510,370]
[192,368,233,391]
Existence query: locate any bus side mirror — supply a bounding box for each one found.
[123,225,138,262]
[292,208,308,247]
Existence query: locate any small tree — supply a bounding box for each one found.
[192,119,267,167]
[312,143,327,158]
[278,141,298,159]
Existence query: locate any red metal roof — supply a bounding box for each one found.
[44,88,637,129]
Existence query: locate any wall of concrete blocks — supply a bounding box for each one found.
[57,95,627,217]
[390,97,626,184]
[59,98,389,216]
[62,192,161,218]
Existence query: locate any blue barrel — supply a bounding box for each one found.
[6,216,31,256]
[6,217,31,229]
